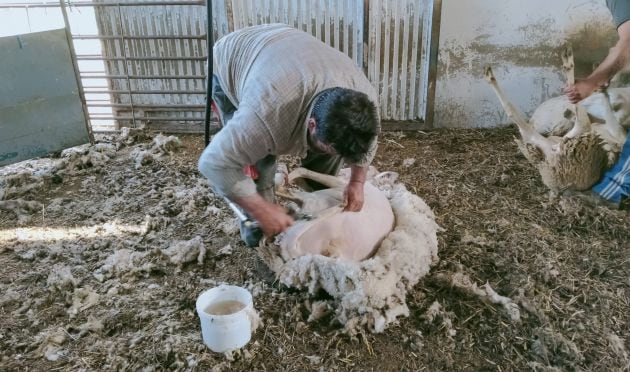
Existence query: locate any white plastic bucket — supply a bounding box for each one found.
[196,285,256,353]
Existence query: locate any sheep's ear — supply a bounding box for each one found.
[374,171,399,185]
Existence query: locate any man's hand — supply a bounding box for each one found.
[564,79,599,104]
[344,181,365,212]
[344,165,368,212]
[251,202,294,236]
[234,194,294,237]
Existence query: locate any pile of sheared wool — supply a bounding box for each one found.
[258,172,441,334]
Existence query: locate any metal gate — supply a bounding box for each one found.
[0,0,439,130]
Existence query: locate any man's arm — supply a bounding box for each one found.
[198,109,293,236]
[233,193,294,236]
[565,21,630,103]
[344,164,368,212]
[343,134,379,212]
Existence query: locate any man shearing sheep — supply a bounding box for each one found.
[564,0,630,208]
[198,24,380,245]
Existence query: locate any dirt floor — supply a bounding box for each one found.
[0,127,628,371]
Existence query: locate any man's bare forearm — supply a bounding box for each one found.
[233,193,268,218]
[349,164,368,184]
[233,193,294,236]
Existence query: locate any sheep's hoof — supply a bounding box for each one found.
[483,66,495,82]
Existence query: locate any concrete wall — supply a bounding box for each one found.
[434,0,618,128]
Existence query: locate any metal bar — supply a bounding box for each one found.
[0,1,204,9]
[334,0,340,51]
[116,3,136,128]
[73,34,206,40]
[81,74,206,79]
[391,0,401,119]
[382,1,390,119]
[355,0,363,68]
[59,0,94,144]
[87,103,205,108]
[89,116,204,121]
[408,0,421,119]
[225,0,234,33]
[205,0,213,146]
[77,55,207,60]
[400,0,410,120]
[343,0,350,56]
[130,107,205,112]
[424,0,442,129]
[84,89,205,94]
[324,0,330,45]
[366,0,370,75]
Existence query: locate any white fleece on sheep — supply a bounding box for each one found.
[258,179,440,334]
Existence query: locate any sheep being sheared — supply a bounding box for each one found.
[484,47,627,192]
[526,48,630,137]
[275,167,394,262]
[258,168,440,333]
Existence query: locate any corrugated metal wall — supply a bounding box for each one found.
[368,0,432,121]
[94,2,208,125]
[225,0,364,68]
[94,0,434,127]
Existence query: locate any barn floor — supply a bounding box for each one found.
[0,127,628,371]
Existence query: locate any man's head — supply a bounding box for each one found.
[308,88,379,163]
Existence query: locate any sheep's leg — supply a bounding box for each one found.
[483,66,555,155]
[562,46,591,138]
[601,88,628,144]
[276,189,304,205]
[288,168,346,189]
[562,46,575,86]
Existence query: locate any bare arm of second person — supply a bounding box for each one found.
[565,21,630,103]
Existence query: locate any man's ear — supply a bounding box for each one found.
[307,118,317,134]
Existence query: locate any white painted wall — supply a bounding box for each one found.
[434,0,617,128]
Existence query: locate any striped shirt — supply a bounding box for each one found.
[592,136,630,204]
[198,24,379,199]
[591,2,630,204]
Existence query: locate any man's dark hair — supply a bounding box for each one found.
[311,87,379,163]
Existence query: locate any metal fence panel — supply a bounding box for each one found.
[91,0,433,127]
[93,2,209,126]
[0,29,89,166]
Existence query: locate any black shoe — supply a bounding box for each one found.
[240,220,263,248]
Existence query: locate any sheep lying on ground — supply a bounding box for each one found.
[257,168,440,333]
[484,47,627,192]
[275,168,394,262]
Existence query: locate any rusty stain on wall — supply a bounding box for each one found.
[564,20,618,77]
[439,20,616,79]
[434,0,618,128]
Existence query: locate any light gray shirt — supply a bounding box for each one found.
[198,24,379,199]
